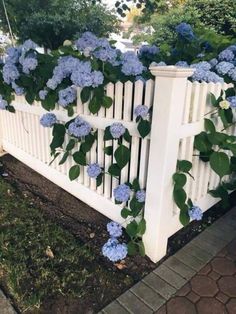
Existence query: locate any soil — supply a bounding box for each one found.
[0,154,235,314]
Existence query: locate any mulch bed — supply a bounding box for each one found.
[0,154,235,314]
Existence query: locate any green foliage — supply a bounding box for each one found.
[0,0,118,49]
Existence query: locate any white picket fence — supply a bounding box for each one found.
[0,66,234,262]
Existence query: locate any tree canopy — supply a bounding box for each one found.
[0,0,118,49]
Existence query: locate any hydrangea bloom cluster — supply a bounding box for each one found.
[136,190,146,203]
[87,163,102,178]
[11,82,24,96]
[58,86,76,107]
[110,123,126,139]
[121,52,145,76]
[175,23,195,41]
[227,96,236,108]
[68,116,91,138]
[40,113,57,128]
[218,49,234,61]
[0,95,7,110]
[39,90,48,100]
[139,45,159,57]
[134,105,149,119]
[215,61,234,76]
[46,55,104,90]
[113,184,131,203]
[107,221,123,238]
[102,238,128,262]
[188,206,203,221]
[176,61,189,68]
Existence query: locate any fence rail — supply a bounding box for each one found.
[0,66,234,262]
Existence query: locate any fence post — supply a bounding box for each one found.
[143,66,194,263]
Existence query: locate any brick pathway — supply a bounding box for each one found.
[101,208,236,314]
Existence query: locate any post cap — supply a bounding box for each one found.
[149,65,195,78]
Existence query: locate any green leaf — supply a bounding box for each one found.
[89,96,101,114]
[225,87,236,98]
[50,135,64,150]
[130,197,144,216]
[73,151,87,166]
[59,152,69,165]
[204,118,216,133]
[173,173,187,188]
[137,119,151,138]
[96,173,103,187]
[80,134,95,153]
[179,205,190,226]
[230,156,236,172]
[114,145,131,169]
[177,160,192,173]
[121,207,131,218]
[132,178,140,192]
[127,241,138,256]
[66,139,76,151]
[67,105,74,117]
[52,124,66,137]
[7,105,15,113]
[210,93,218,107]
[194,132,212,152]
[123,129,131,143]
[69,165,80,181]
[81,87,91,103]
[207,132,227,145]
[108,163,121,177]
[173,187,187,210]
[210,152,230,178]
[137,219,146,235]
[126,220,138,238]
[104,146,113,155]
[138,241,145,256]
[219,108,233,128]
[102,95,113,108]
[209,185,229,209]
[25,90,35,104]
[104,127,113,141]
[199,150,214,162]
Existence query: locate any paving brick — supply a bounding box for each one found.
[154,304,167,314]
[211,257,236,275]
[198,264,212,275]
[215,292,229,304]
[166,297,197,314]
[208,270,221,281]
[154,264,186,289]
[186,291,200,303]
[218,276,236,297]
[143,272,176,300]
[131,282,165,311]
[118,291,152,314]
[181,243,213,263]
[174,250,205,271]
[103,301,130,314]
[190,275,218,297]
[197,297,227,314]
[206,224,236,242]
[164,257,196,280]
[226,299,236,314]
[175,283,191,296]
[192,233,226,256]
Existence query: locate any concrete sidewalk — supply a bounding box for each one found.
[101,208,236,314]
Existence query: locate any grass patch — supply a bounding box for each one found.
[0,177,115,312]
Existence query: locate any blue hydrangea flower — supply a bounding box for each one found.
[227,96,236,108]
[175,61,189,68]
[107,221,123,238]
[150,61,166,67]
[209,58,218,67]
[188,206,203,221]
[58,86,76,107]
[5,47,21,64]
[22,39,37,52]
[228,45,236,52]
[215,61,234,76]
[68,116,91,138]
[40,113,57,128]
[11,82,24,95]
[113,184,131,203]
[136,190,146,203]
[218,49,235,61]
[139,45,159,57]
[92,71,104,87]
[87,163,102,178]
[0,96,7,110]
[121,52,144,76]
[102,238,128,262]
[75,32,99,53]
[46,78,58,90]
[191,61,211,71]
[134,105,149,119]
[228,68,236,81]
[2,63,20,84]
[175,23,195,41]
[21,57,38,74]
[39,90,48,100]
[110,123,126,139]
